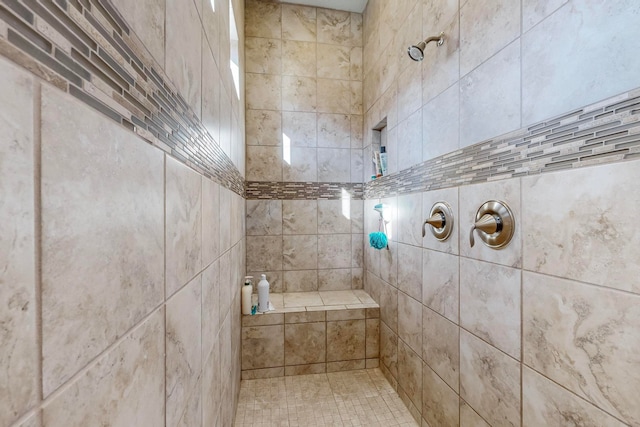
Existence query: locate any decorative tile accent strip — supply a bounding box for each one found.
[246,181,364,200]
[0,0,244,196]
[366,88,640,199]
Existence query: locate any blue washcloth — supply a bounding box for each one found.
[369,231,388,250]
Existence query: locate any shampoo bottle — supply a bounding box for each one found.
[257,274,270,313]
[379,146,388,176]
[241,276,253,315]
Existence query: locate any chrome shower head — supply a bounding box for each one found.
[408,32,445,62]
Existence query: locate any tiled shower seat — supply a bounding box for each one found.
[241,290,380,379]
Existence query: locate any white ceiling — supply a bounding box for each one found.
[282,0,368,13]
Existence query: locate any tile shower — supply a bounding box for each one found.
[0,1,639,427]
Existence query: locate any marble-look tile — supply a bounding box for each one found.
[350,149,364,183]
[202,0,220,64]
[111,0,165,65]
[246,73,281,110]
[283,235,318,270]
[522,1,640,124]
[422,364,460,427]
[282,76,317,112]
[397,243,423,301]
[422,5,459,105]
[203,344,220,427]
[460,258,521,359]
[283,292,323,307]
[282,111,316,147]
[460,330,521,427]
[327,319,366,361]
[459,177,522,268]
[281,40,317,78]
[318,234,352,269]
[283,270,318,292]
[350,115,363,148]
[351,267,364,290]
[317,44,350,80]
[396,65,422,125]
[422,307,459,392]
[283,200,317,235]
[218,187,231,253]
[422,187,459,254]
[166,277,201,427]
[218,251,232,325]
[320,290,361,305]
[41,87,164,396]
[318,148,351,182]
[379,240,398,287]
[522,0,568,32]
[177,376,201,427]
[246,236,283,272]
[350,12,362,46]
[523,272,640,425]
[318,199,351,234]
[351,233,364,268]
[285,311,324,324]
[242,325,284,369]
[523,161,640,294]
[246,145,283,182]
[0,59,36,426]
[317,79,350,114]
[317,113,351,149]
[523,366,626,427]
[397,193,423,246]
[380,322,398,379]
[166,0,201,114]
[380,281,398,333]
[317,8,350,45]
[285,322,326,365]
[350,47,363,80]
[460,0,520,76]
[245,37,281,74]
[366,319,380,358]
[285,363,327,376]
[398,340,422,412]
[283,147,317,182]
[350,200,364,233]
[318,268,351,291]
[460,40,521,147]
[398,292,422,355]
[282,4,316,42]
[166,157,202,296]
[350,81,363,115]
[43,310,164,427]
[460,401,490,427]
[422,83,459,161]
[201,178,220,266]
[246,110,282,146]
[246,200,282,236]
[202,260,220,357]
[245,0,281,38]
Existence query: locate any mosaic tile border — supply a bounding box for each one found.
[365,87,640,199]
[245,181,364,200]
[0,0,244,196]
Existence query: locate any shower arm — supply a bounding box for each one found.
[424,32,445,46]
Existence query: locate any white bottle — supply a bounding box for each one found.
[257,274,270,313]
[241,276,253,315]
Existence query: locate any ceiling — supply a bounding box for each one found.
[281,0,368,13]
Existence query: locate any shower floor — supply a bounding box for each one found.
[233,368,418,426]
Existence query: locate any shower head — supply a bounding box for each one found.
[408,32,445,61]
[374,203,388,214]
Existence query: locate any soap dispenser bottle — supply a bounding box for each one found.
[257,274,270,313]
[241,276,253,315]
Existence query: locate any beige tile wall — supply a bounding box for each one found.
[364,158,640,426]
[0,0,247,425]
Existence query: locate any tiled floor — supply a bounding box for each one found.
[234,369,419,426]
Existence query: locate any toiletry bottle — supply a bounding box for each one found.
[379,146,388,176]
[242,276,253,315]
[257,274,270,313]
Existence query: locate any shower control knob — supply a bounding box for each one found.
[422,202,454,241]
[469,200,515,249]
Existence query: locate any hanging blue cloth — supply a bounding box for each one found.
[369,231,388,250]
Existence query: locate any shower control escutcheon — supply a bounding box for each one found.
[469,200,515,249]
[422,202,454,241]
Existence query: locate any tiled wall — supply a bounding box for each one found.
[0,0,247,425]
[244,0,364,292]
[362,0,640,426]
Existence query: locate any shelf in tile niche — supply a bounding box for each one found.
[241,290,380,379]
[371,118,389,180]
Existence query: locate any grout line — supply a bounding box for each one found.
[33,77,43,426]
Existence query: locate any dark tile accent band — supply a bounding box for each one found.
[366,88,640,199]
[246,181,364,200]
[0,0,244,196]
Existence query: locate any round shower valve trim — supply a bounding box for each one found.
[469,200,515,249]
[422,202,454,241]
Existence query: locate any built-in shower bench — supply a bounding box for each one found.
[241,290,380,379]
